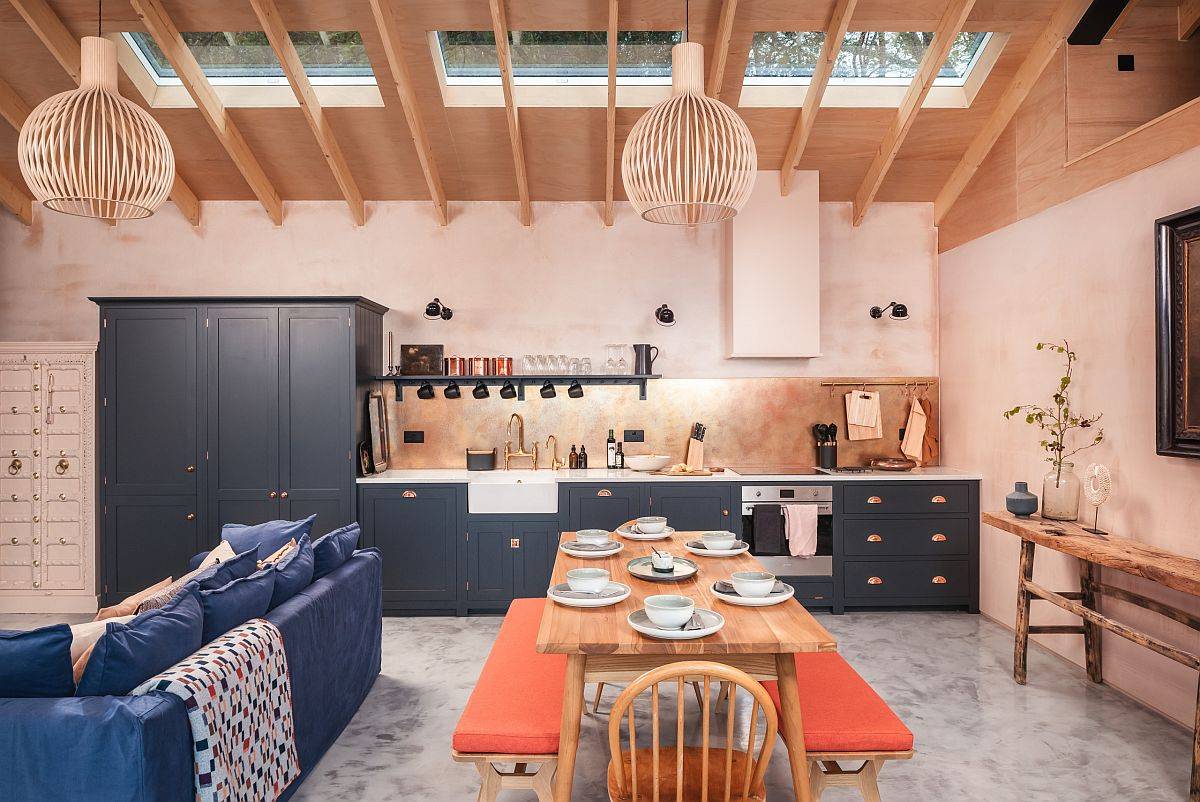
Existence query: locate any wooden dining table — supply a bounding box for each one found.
[536,529,838,802]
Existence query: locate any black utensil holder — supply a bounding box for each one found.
[466,448,497,471]
[817,443,838,470]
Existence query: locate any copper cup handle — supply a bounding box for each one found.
[931,495,947,504]
[597,489,613,497]
[867,495,882,504]
[932,575,948,584]
[866,534,883,543]
[931,533,948,542]
[402,490,417,498]
[867,576,883,585]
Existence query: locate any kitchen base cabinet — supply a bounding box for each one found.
[647,483,735,533]
[564,483,645,531]
[103,495,200,600]
[359,484,462,615]
[463,515,560,614]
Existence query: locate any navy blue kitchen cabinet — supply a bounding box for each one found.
[463,515,560,613]
[647,483,734,533]
[563,483,646,531]
[95,297,385,607]
[512,520,562,599]
[359,484,462,615]
[102,495,200,600]
[466,521,516,604]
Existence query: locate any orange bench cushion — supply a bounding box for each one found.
[452,597,567,755]
[763,652,913,753]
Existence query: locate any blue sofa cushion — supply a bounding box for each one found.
[0,624,74,698]
[270,534,314,610]
[311,523,360,581]
[196,547,259,591]
[76,588,204,697]
[222,515,317,561]
[199,568,275,645]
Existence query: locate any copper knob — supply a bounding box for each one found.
[268,491,278,499]
[280,491,289,499]
[185,465,196,473]
[186,512,196,521]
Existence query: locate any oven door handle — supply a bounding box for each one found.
[742,502,833,516]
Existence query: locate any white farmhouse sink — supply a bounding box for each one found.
[467,470,559,514]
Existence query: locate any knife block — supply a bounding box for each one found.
[685,437,704,470]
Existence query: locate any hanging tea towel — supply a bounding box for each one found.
[845,391,883,441]
[901,397,927,462]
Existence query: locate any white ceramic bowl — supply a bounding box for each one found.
[730,571,776,598]
[636,516,668,534]
[625,454,673,472]
[701,531,738,550]
[566,568,611,593]
[576,529,612,545]
[644,594,696,629]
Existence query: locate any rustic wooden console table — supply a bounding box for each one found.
[984,511,1200,799]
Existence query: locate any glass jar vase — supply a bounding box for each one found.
[1041,462,1080,521]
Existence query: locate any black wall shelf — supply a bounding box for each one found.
[373,374,661,401]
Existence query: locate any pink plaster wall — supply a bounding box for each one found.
[939,144,1200,726]
[0,182,937,378]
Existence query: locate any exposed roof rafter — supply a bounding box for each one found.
[489,0,532,226]
[1180,0,1200,39]
[780,0,858,196]
[0,170,33,225]
[852,0,977,226]
[366,0,449,225]
[706,0,739,100]
[249,0,366,226]
[7,0,200,226]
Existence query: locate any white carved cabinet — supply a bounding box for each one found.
[0,343,97,613]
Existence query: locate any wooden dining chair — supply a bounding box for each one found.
[606,661,779,802]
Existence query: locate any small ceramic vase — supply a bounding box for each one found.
[1005,481,1038,517]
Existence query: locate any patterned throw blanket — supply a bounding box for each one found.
[132,619,301,802]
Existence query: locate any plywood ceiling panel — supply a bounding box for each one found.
[0,0,1187,225]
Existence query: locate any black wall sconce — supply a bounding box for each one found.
[655,303,676,327]
[424,298,453,321]
[472,381,490,399]
[869,301,909,321]
[444,382,461,399]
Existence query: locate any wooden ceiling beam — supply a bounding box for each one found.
[249,0,365,225]
[129,0,282,224]
[1180,0,1200,40]
[934,0,1091,225]
[366,0,448,225]
[604,0,617,227]
[706,0,738,99]
[489,0,532,226]
[0,74,33,131]
[851,0,976,226]
[780,0,858,196]
[8,0,201,226]
[1104,0,1140,40]
[0,170,33,225]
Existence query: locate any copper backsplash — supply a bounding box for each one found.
[380,377,939,470]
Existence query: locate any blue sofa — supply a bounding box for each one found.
[0,548,382,802]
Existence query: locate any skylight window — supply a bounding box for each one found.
[123,31,374,86]
[435,30,681,85]
[745,31,992,87]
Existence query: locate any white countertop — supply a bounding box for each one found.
[356,466,981,484]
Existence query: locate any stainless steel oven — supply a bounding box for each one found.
[741,485,833,578]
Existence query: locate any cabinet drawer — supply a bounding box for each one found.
[843,518,969,556]
[842,483,969,515]
[790,580,835,604]
[844,560,969,600]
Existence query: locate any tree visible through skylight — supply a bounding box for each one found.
[127,31,373,80]
[745,31,991,84]
[437,30,681,81]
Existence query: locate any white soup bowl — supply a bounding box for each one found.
[730,571,776,598]
[566,568,611,593]
[644,594,695,629]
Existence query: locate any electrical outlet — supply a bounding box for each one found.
[403,430,425,444]
[1117,54,1134,71]
[624,429,645,443]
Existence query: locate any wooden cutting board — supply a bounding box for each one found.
[651,468,714,476]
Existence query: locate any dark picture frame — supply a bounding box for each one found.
[1156,204,1200,457]
[367,390,389,472]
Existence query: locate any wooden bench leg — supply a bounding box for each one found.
[592,682,605,714]
[859,759,883,802]
[1192,679,1200,802]
[475,761,502,802]
[533,759,557,802]
[553,654,586,802]
[1080,560,1103,684]
[1014,540,1036,685]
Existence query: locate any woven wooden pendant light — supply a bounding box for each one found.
[18,36,174,220]
[621,41,756,225]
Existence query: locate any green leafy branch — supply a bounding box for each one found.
[1003,340,1104,484]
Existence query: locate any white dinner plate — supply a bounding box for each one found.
[547,581,632,608]
[683,540,750,558]
[710,581,795,607]
[626,556,699,582]
[627,607,725,640]
[615,523,675,541]
[560,541,624,559]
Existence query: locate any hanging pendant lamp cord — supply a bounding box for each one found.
[684,0,688,43]
[97,0,102,37]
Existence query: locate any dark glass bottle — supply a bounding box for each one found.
[568,445,578,469]
[606,428,617,469]
[579,445,589,469]
[616,442,625,469]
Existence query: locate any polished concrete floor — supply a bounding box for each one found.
[4,611,1190,800]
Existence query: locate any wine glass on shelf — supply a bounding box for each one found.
[614,343,630,375]
[604,344,620,374]
[522,354,536,375]
[581,357,592,375]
